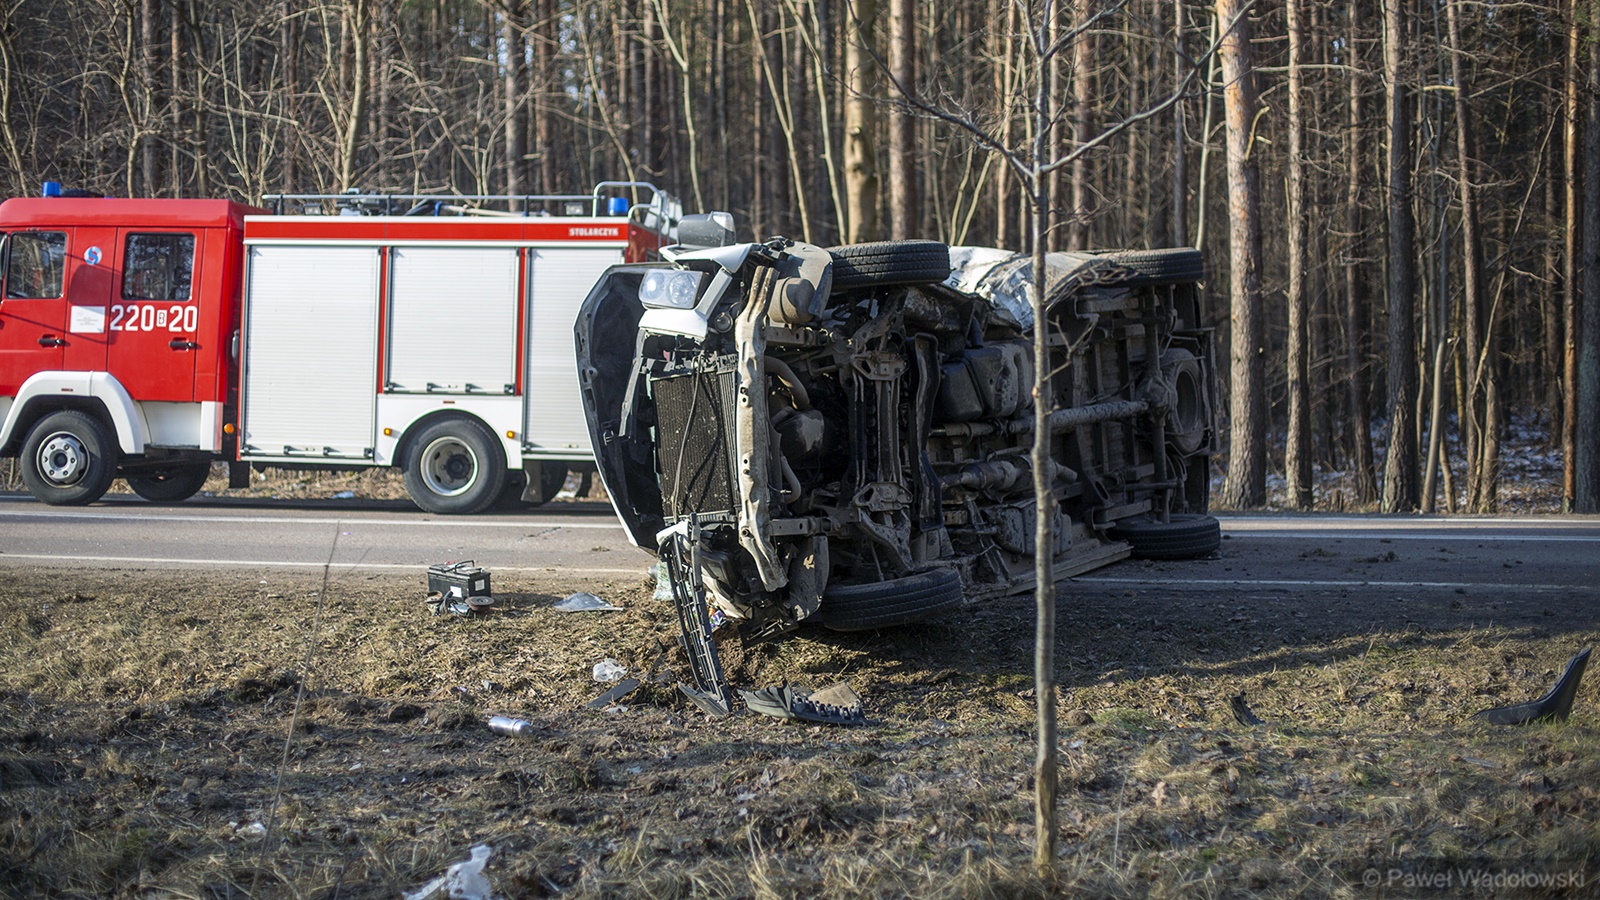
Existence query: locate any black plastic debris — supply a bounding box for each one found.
[740,683,867,726]
[587,678,642,710]
[1473,646,1591,726]
[1229,692,1265,726]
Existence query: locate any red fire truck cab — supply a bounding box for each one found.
[0,182,680,513]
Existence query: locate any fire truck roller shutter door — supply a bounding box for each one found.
[240,246,379,459]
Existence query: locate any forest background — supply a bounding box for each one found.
[1,0,1592,514]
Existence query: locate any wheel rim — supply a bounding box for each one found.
[38,432,89,485]
[419,435,478,497]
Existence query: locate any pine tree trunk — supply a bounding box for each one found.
[1217,0,1266,509]
[1285,0,1312,510]
[1577,0,1600,511]
[1563,0,1582,510]
[1381,0,1419,512]
[888,0,915,238]
[845,0,880,243]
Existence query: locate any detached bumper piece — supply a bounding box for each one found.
[740,683,867,726]
[1473,646,1591,725]
[427,561,494,616]
[662,520,734,716]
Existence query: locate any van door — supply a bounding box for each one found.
[107,229,199,401]
[0,230,69,396]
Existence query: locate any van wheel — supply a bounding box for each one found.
[1110,513,1221,560]
[1097,248,1206,286]
[827,241,952,290]
[818,567,965,631]
[127,462,212,503]
[21,411,120,506]
[403,418,506,515]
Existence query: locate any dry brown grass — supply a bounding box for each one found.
[1,557,1596,898]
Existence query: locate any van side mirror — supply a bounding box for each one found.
[0,233,9,303]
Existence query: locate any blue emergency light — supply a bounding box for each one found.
[607,196,630,216]
[42,181,62,198]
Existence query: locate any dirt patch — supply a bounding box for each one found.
[1,563,1596,898]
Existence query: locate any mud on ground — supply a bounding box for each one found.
[1,556,1596,898]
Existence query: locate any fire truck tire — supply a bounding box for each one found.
[826,241,953,291]
[126,462,213,503]
[403,418,507,515]
[20,410,120,506]
[524,462,569,507]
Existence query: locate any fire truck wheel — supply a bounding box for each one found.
[403,418,507,515]
[20,410,120,506]
[126,462,213,503]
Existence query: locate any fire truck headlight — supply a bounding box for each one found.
[638,269,707,310]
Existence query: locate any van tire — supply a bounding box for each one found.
[1097,248,1206,286]
[1109,513,1221,560]
[127,462,213,503]
[403,418,506,515]
[818,567,965,631]
[21,410,120,506]
[827,241,952,290]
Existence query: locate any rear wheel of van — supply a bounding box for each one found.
[21,410,120,506]
[826,241,953,290]
[127,461,212,503]
[403,418,506,515]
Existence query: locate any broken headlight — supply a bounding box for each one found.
[638,268,708,310]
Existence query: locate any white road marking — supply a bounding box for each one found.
[1073,575,1591,593]
[0,552,646,576]
[0,509,626,530]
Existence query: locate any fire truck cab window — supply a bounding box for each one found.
[123,232,195,301]
[3,231,67,299]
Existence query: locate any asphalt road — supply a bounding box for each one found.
[0,493,651,579]
[3,493,1600,596]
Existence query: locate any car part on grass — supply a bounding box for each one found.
[1230,692,1266,726]
[1473,647,1591,725]
[740,683,867,726]
[554,592,621,612]
[587,678,642,710]
[427,561,493,605]
[576,226,1219,663]
[661,518,734,717]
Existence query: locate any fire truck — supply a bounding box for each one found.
[0,181,681,513]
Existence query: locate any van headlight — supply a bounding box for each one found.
[639,269,708,309]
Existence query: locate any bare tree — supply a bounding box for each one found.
[1578,0,1600,511]
[845,0,881,242]
[1284,0,1311,510]
[1217,0,1265,509]
[1564,0,1582,510]
[1381,0,1419,512]
[887,0,915,238]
